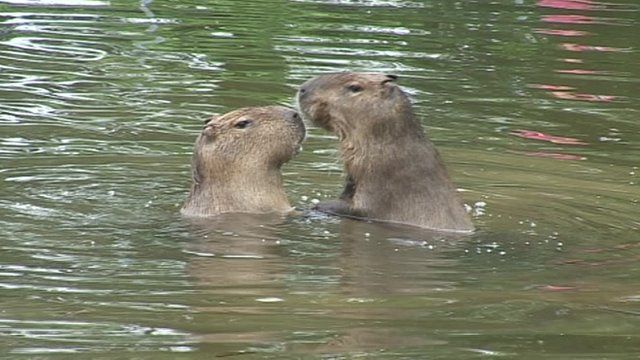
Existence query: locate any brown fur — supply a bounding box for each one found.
[181,106,305,216]
[297,72,473,232]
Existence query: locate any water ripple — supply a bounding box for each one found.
[0,318,192,355]
[0,0,638,357]
[291,0,425,8]
[0,0,109,7]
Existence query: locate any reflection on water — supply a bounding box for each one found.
[0,0,639,357]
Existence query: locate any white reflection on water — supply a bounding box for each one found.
[0,0,109,6]
[2,37,107,61]
[0,318,193,355]
[277,44,442,59]
[291,0,424,8]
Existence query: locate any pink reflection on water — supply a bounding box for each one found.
[541,14,597,23]
[511,129,588,145]
[529,84,617,103]
[528,84,575,91]
[560,43,628,52]
[551,91,616,102]
[535,29,589,36]
[554,69,602,74]
[537,0,603,11]
[534,0,622,107]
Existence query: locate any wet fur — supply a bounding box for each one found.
[181,106,305,216]
[297,73,473,232]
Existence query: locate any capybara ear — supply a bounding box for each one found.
[203,115,219,125]
[382,74,398,84]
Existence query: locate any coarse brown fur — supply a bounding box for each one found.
[181,106,305,217]
[297,72,473,232]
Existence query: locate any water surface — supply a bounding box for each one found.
[1,0,639,358]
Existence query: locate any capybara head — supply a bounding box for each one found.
[297,72,416,140]
[192,106,305,183]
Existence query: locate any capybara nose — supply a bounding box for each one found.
[286,110,306,142]
[282,107,303,125]
[288,110,304,128]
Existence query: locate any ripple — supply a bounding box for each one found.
[4,202,60,217]
[2,36,107,61]
[0,318,192,355]
[122,17,179,25]
[291,0,425,8]
[13,24,118,38]
[0,1,638,358]
[334,24,430,36]
[0,281,114,293]
[0,0,109,6]
[276,44,442,59]
[0,11,102,22]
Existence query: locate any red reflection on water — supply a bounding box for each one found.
[560,43,627,52]
[537,0,602,11]
[511,129,588,145]
[535,0,622,108]
[535,29,589,36]
[541,14,597,23]
[551,91,616,102]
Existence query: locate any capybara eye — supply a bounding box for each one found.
[234,119,253,129]
[347,84,363,93]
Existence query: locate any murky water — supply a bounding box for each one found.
[1,0,638,358]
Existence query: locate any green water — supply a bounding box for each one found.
[1,0,639,358]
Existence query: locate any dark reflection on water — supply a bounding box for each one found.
[0,0,639,357]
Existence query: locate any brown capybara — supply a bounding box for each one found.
[297,72,473,232]
[181,106,305,217]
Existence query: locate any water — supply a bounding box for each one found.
[1,0,638,358]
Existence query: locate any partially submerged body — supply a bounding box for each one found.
[181,106,305,217]
[297,72,473,233]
